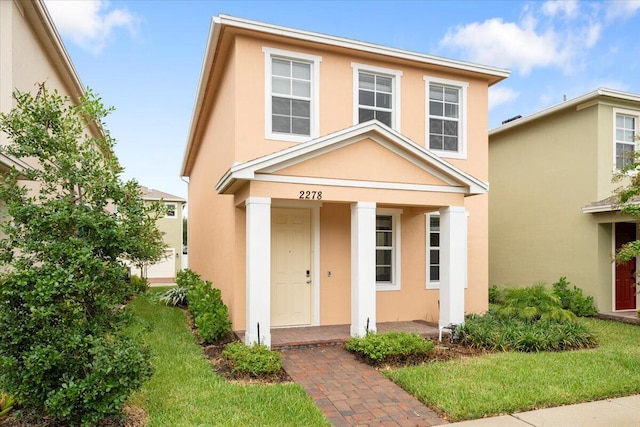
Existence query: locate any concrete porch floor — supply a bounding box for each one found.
[597,310,640,325]
[235,320,440,349]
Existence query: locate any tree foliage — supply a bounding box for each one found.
[0,85,161,425]
[614,147,640,264]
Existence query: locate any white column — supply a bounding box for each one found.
[350,201,377,336]
[245,197,271,347]
[438,206,467,332]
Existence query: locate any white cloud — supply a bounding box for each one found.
[440,18,565,75]
[542,0,579,18]
[489,86,520,110]
[605,0,640,21]
[44,0,137,54]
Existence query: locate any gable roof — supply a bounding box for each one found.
[140,186,186,203]
[216,121,488,196]
[181,14,510,177]
[490,88,640,137]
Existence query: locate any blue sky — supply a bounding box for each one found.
[43,0,640,201]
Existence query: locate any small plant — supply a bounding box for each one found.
[176,269,203,290]
[160,286,189,307]
[552,277,598,317]
[129,274,149,295]
[345,331,434,364]
[488,285,502,304]
[187,280,232,343]
[0,392,14,417]
[222,341,282,376]
[497,285,575,323]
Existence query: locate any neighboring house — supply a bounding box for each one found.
[0,0,90,173]
[489,88,640,313]
[135,186,186,283]
[181,15,509,347]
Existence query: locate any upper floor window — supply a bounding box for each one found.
[165,203,177,218]
[263,47,321,143]
[425,76,468,159]
[376,208,402,291]
[352,63,402,130]
[615,111,638,170]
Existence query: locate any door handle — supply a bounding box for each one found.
[306,279,312,284]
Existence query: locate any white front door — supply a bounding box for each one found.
[271,208,312,327]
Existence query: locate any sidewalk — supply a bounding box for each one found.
[447,395,640,427]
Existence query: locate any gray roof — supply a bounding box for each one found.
[140,186,185,202]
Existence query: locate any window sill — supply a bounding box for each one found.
[429,149,467,160]
[266,133,314,144]
[376,283,401,291]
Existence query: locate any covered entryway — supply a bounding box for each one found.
[271,208,312,327]
[615,222,637,310]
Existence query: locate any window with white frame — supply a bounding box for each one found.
[165,203,177,218]
[376,209,402,290]
[352,63,402,130]
[426,213,440,289]
[263,47,321,142]
[425,77,468,159]
[615,111,637,170]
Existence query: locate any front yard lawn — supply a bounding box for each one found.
[386,318,640,421]
[126,291,329,427]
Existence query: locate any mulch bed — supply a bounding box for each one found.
[0,405,147,427]
[351,340,491,369]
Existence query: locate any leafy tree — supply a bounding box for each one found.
[0,85,160,425]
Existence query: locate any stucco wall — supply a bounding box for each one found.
[489,105,604,304]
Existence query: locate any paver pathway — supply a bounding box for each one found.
[281,346,447,427]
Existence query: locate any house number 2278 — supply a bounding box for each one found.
[299,190,322,200]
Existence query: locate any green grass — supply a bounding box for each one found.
[126,291,329,427]
[386,318,640,421]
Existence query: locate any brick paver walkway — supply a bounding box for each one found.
[281,346,447,427]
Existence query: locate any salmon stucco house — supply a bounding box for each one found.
[490,89,640,314]
[181,15,509,347]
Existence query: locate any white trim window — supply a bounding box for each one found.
[263,47,321,143]
[614,108,638,170]
[352,63,402,130]
[424,76,468,159]
[426,213,440,289]
[165,203,177,218]
[376,208,402,291]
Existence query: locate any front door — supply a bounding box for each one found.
[615,222,637,310]
[271,208,312,327]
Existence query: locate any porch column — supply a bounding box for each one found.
[350,201,377,336]
[245,197,271,347]
[439,206,467,332]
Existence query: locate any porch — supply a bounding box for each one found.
[235,320,441,350]
[597,310,640,326]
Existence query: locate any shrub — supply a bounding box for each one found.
[129,275,149,295]
[176,269,203,290]
[497,285,575,323]
[159,286,189,307]
[552,277,598,317]
[456,310,597,352]
[345,332,434,364]
[0,392,14,417]
[222,341,282,376]
[488,285,502,304]
[187,280,232,343]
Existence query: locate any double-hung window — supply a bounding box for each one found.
[615,110,638,170]
[376,209,402,291]
[425,76,468,159]
[426,213,440,289]
[165,203,177,218]
[352,63,402,130]
[263,47,321,142]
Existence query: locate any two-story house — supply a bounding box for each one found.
[134,186,186,283]
[1,0,90,173]
[181,15,509,347]
[489,88,640,313]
